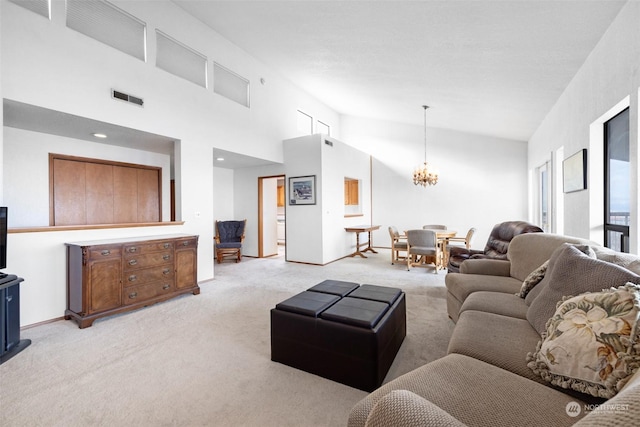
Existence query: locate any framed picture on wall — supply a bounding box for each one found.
[563,149,587,193]
[289,175,316,205]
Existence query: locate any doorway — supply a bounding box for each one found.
[258,175,286,258]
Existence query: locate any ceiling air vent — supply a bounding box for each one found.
[111,89,144,107]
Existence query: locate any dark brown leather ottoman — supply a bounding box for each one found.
[270,280,406,391]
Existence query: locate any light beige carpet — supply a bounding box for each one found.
[0,248,454,426]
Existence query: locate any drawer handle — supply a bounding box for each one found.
[164,243,170,249]
[163,254,171,260]
[128,259,138,266]
[101,250,111,256]
[128,275,137,282]
[129,292,137,299]
[163,269,171,275]
[128,247,138,253]
[182,241,190,246]
[162,284,170,290]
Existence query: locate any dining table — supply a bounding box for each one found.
[435,229,457,269]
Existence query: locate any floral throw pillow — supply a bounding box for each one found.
[516,260,549,298]
[527,283,640,399]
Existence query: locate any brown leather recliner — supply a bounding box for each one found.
[447,221,543,273]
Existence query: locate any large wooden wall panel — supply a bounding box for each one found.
[113,166,139,223]
[50,154,161,225]
[137,168,160,222]
[53,159,87,225]
[86,163,114,224]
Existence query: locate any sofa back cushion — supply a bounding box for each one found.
[592,245,640,275]
[524,244,596,306]
[526,244,640,335]
[508,233,593,282]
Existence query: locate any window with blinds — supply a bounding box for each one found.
[66,0,146,61]
[213,62,250,107]
[8,0,50,19]
[156,30,207,88]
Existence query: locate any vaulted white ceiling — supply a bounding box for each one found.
[173,0,626,141]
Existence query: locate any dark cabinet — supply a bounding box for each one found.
[66,234,199,328]
[175,236,198,290]
[88,257,122,313]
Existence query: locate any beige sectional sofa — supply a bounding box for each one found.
[348,233,640,426]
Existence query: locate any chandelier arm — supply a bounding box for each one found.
[423,105,428,164]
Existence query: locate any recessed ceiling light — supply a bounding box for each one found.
[216,157,225,161]
[92,133,107,139]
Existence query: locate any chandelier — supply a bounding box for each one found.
[413,105,438,186]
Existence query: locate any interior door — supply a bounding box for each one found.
[260,177,278,257]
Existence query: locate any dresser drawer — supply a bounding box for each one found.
[123,281,174,305]
[88,245,122,260]
[124,252,173,270]
[175,237,198,249]
[124,265,174,286]
[123,240,174,255]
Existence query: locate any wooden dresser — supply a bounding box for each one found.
[65,234,199,328]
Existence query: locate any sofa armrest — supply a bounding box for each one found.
[365,390,467,427]
[459,259,511,276]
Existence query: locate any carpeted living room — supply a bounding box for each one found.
[2,0,640,426]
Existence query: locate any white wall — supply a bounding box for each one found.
[233,164,286,258]
[324,136,372,262]
[283,136,323,263]
[281,135,372,264]
[4,127,172,226]
[528,1,640,251]
[1,0,340,325]
[213,167,235,223]
[341,116,529,249]
[212,166,235,260]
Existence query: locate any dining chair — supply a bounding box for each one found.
[447,227,476,249]
[406,229,439,273]
[422,224,447,230]
[442,227,475,268]
[388,226,408,265]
